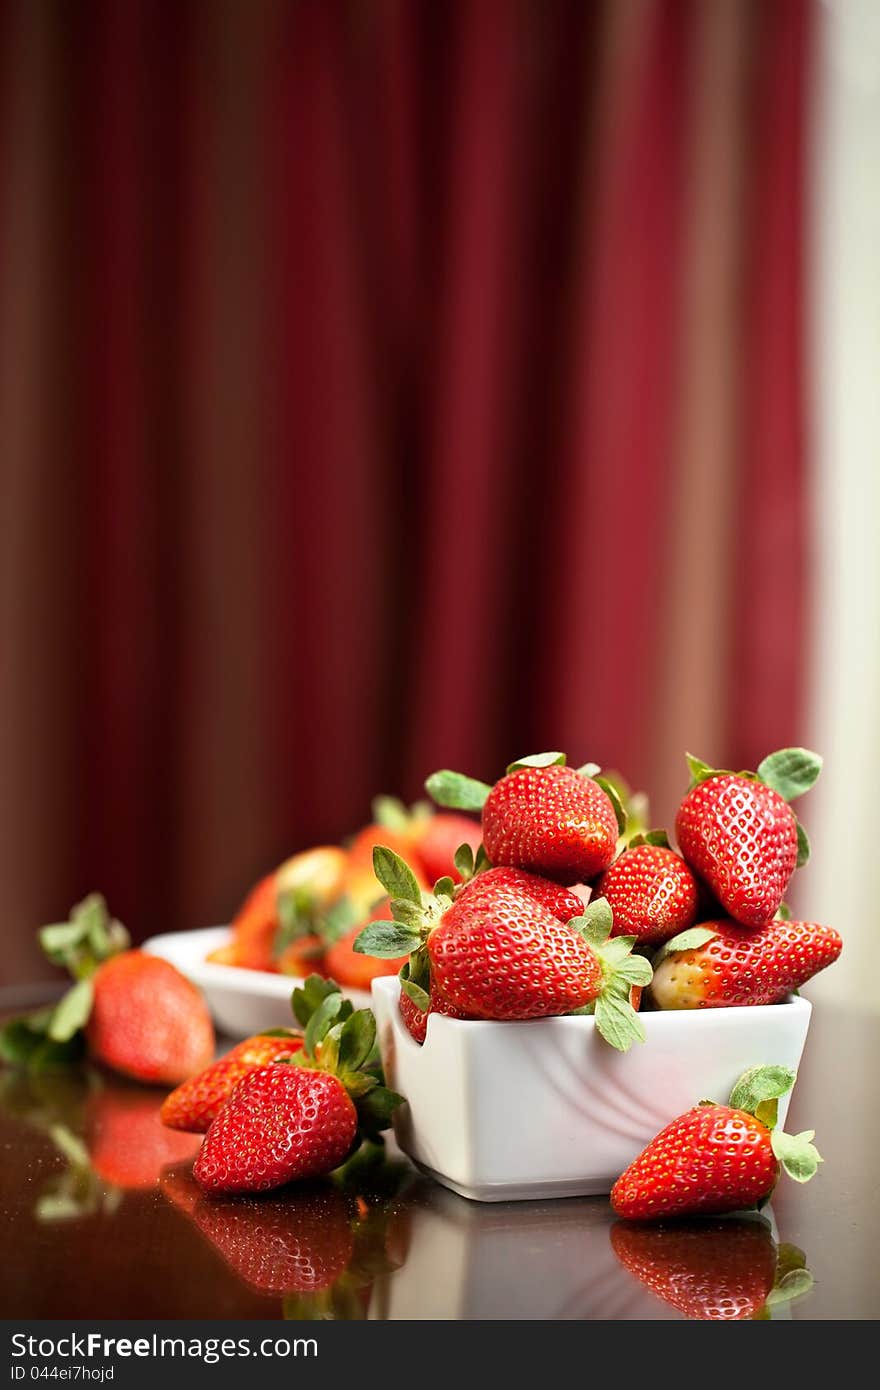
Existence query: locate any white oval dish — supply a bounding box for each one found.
[371,976,812,1203]
[142,926,371,1037]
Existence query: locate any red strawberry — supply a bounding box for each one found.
[414,813,483,884]
[191,1188,355,1295]
[427,884,603,1020]
[85,1085,202,1189]
[87,952,215,1086]
[458,866,584,923]
[194,1066,358,1195]
[356,849,651,1049]
[7,896,216,1086]
[397,975,468,1044]
[593,841,698,945]
[193,998,402,1195]
[611,1220,782,1320]
[426,754,620,885]
[674,749,822,926]
[649,918,842,1010]
[611,1065,821,1220]
[160,1031,303,1133]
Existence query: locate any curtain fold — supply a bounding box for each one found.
[0,0,813,982]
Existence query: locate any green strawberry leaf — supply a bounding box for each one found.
[685,753,724,786]
[400,976,430,1012]
[304,991,345,1058]
[756,748,823,801]
[291,974,342,1028]
[432,875,455,898]
[642,828,671,849]
[775,901,792,921]
[569,897,614,947]
[0,1016,49,1066]
[354,921,422,959]
[728,1065,796,1126]
[593,989,647,1051]
[424,770,492,812]
[372,846,423,904]
[403,944,431,991]
[576,762,601,777]
[337,1010,377,1073]
[453,842,475,881]
[390,898,425,929]
[371,795,411,831]
[611,954,654,987]
[796,819,811,868]
[355,1084,404,1139]
[39,920,89,961]
[771,1128,822,1183]
[473,844,491,874]
[594,776,626,834]
[765,1244,813,1307]
[506,752,567,773]
[47,979,94,1042]
[651,924,719,968]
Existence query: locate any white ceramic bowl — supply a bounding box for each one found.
[142,926,371,1037]
[371,976,812,1203]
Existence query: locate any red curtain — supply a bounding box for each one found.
[0,0,812,981]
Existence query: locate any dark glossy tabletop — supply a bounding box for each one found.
[0,997,876,1320]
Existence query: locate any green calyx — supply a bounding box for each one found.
[567,898,653,1052]
[287,975,403,1140]
[275,886,356,957]
[354,847,453,961]
[371,794,432,834]
[685,748,821,867]
[650,924,720,969]
[424,769,493,812]
[1,895,130,1069]
[627,828,671,851]
[725,1065,822,1186]
[764,1244,814,1310]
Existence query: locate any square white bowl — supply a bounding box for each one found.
[142,926,372,1038]
[371,976,812,1203]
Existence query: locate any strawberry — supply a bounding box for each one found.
[194,984,402,1195]
[86,952,214,1085]
[649,918,842,1010]
[458,866,585,922]
[160,1031,303,1133]
[675,748,822,926]
[397,970,469,1044]
[611,1064,821,1220]
[414,814,483,884]
[0,895,215,1086]
[355,847,651,1049]
[85,1084,202,1188]
[593,836,698,945]
[611,1220,812,1320]
[426,753,623,885]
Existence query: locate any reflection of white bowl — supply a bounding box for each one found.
[372,977,812,1203]
[143,926,371,1038]
[373,1182,787,1320]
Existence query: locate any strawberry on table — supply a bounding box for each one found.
[161,1031,303,1133]
[648,918,842,1010]
[611,1064,821,1220]
[675,748,822,927]
[593,834,698,945]
[354,846,652,1050]
[610,1219,813,1320]
[193,982,402,1195]
[0,895,215,1086]
[426,752,623,885]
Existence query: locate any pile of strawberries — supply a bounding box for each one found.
[0,744,842,1228]
[208,802,481,989]
[354,748,841,1045]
